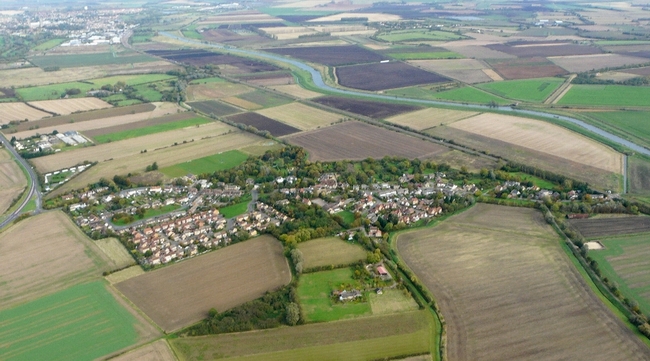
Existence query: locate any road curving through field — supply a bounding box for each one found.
[159,32,650,158]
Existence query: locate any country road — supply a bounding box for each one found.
[0,134,42,229]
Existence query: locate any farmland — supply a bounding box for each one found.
[485,42,603,58]
[588,234,650,315]
[476,77,564,102]
[147,49,280,74]
[549,54,649,73]
[569,216,650,238]
[170,310,431,361]
[378,30,465,42]
[409,59,493,84]
[0,282,139,361]
[94,238,137,269]
[389,51,463,60]
[110,340,177,361]
[222,96,261,110]
[28,97,112,115]
[386,108,479,131]
[386,86,509,105]
[237,89,292,108]
[83,111,198,140]
[0,211,115,308]
[297,237,366,269]
[44,131,263,197]
[584,111,650,149]
[16,81,97,101]
[629,156,650,196]
[160,149,249,177]
[557,85,650,107]
[269,84,322,99]
[311,96,420,118]
[29,52,157,68]
[89,73,176,86]
[368,288,419,315]
[0,102,50,123]
[0,148,26,216]
[447,113,622,174]
[116,235,291,332]
[187,100,241,116]
[337,62,450,91]
[286,121,448,162]
[186,81,253,101]
[397,204,650,360]
[298,268,371,322]
[256,102,342,130]
[264,45,384,66]
[92,116,212,143]
[486,57,567,80]
[228,112,301,136]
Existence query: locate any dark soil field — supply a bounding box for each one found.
[227,112,300,136]
[188,100,242,117]
[264,45,385,66]
[116,235,291,332]
[238,72,294,86]
[286,121,448,161]
[620,51,650,59]
[337,62,450,91]
[569,217,650,238]
[0,87,16,98]
[487,57,567,80]
[83,112,199,139]
[622,66,650,76]
[311,96,421,118]
[6,103,155,132]
[146,50,279,73]
[486,42,603,58]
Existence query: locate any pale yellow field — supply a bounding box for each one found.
[0,148,27,216]
[368,288,419,315]
[222,96,261,110]
[186,82,254,101]
[0,102,50,123]
[0,211,114,309]
[108,340,177,361]
[308,12,401,22]
[46,131,263,197]
[0,61,180,88]
[269,84,322,99]
[256,102,342,130]
[548,53,648,73]
[387,108,479,130]
[409,59,493,84]
[33,122,235,173]
[28,97,112,115]
[95,238,136,270]
[482,68,503,81]
[11,102,185,139]
[106,266,146,285]
[449,113,622,173]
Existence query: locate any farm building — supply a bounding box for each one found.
[338,290,362,301]
[377,265,392,281]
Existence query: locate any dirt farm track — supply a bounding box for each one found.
[397,204,650,361]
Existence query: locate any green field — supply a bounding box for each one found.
[298,268,371,322]
[297,237,366,269]
[337,210,355,225]
[170,310,432,361]
[238,90,293,108]
[160,149,249,177]
[219,196,251,218]
[182,29,204,40]
[388,86,509,105]
[16,81,95,101]
[90,74,175,86]
[588,234,650,315]
[132,83,165,102]
[390,51,463,60]
[190,77,227,85]
[557,85,650,107]
[0,281,138,361]
[378,30,466,42]
[29,53,156,68]
[32,38,66,51]
[584,111,650,149]
[93,117,212,143]
[510,172,557,189]
[477,77,564,102]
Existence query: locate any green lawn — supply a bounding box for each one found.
[0,282,138,361]
[93,117,211,143]
[89,74,175,87]
[29,53,156,68]
[588,234,650,315]
[32,38,66,51]
[557,85,650,107]
[378,30,466,42]
[477,77,564,102]
[17,82,95,101]
[219,196,251,218]
[336,210,355,226]
[298,268,371,322]
[387,86,509,105]
[389,51,463,60]
[160,150,249,177]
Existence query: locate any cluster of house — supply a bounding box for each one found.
[0,7,139,42]
[14,131,90,155]
[334,264,394,302]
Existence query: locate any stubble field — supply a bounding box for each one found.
[286,121,449,161]
[109,339,177,361]
[0,102,50,123]
[297,237,366,269]
[408,59,493,84]
[0,149,26,216]
[269,84,322,99]
[569,216,650,238]
[397,204,650,361]
[28,97,112,115]
[256,102,342,130]
[386,108,478,131]
[549,54,649,73]
[116,235,291,332]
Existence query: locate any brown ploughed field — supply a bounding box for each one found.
[569,216,650,238]
[336,62,450,91]
[310,96,421,118]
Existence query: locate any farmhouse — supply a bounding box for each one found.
[376,265,392,280]
[338,290,362,301]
